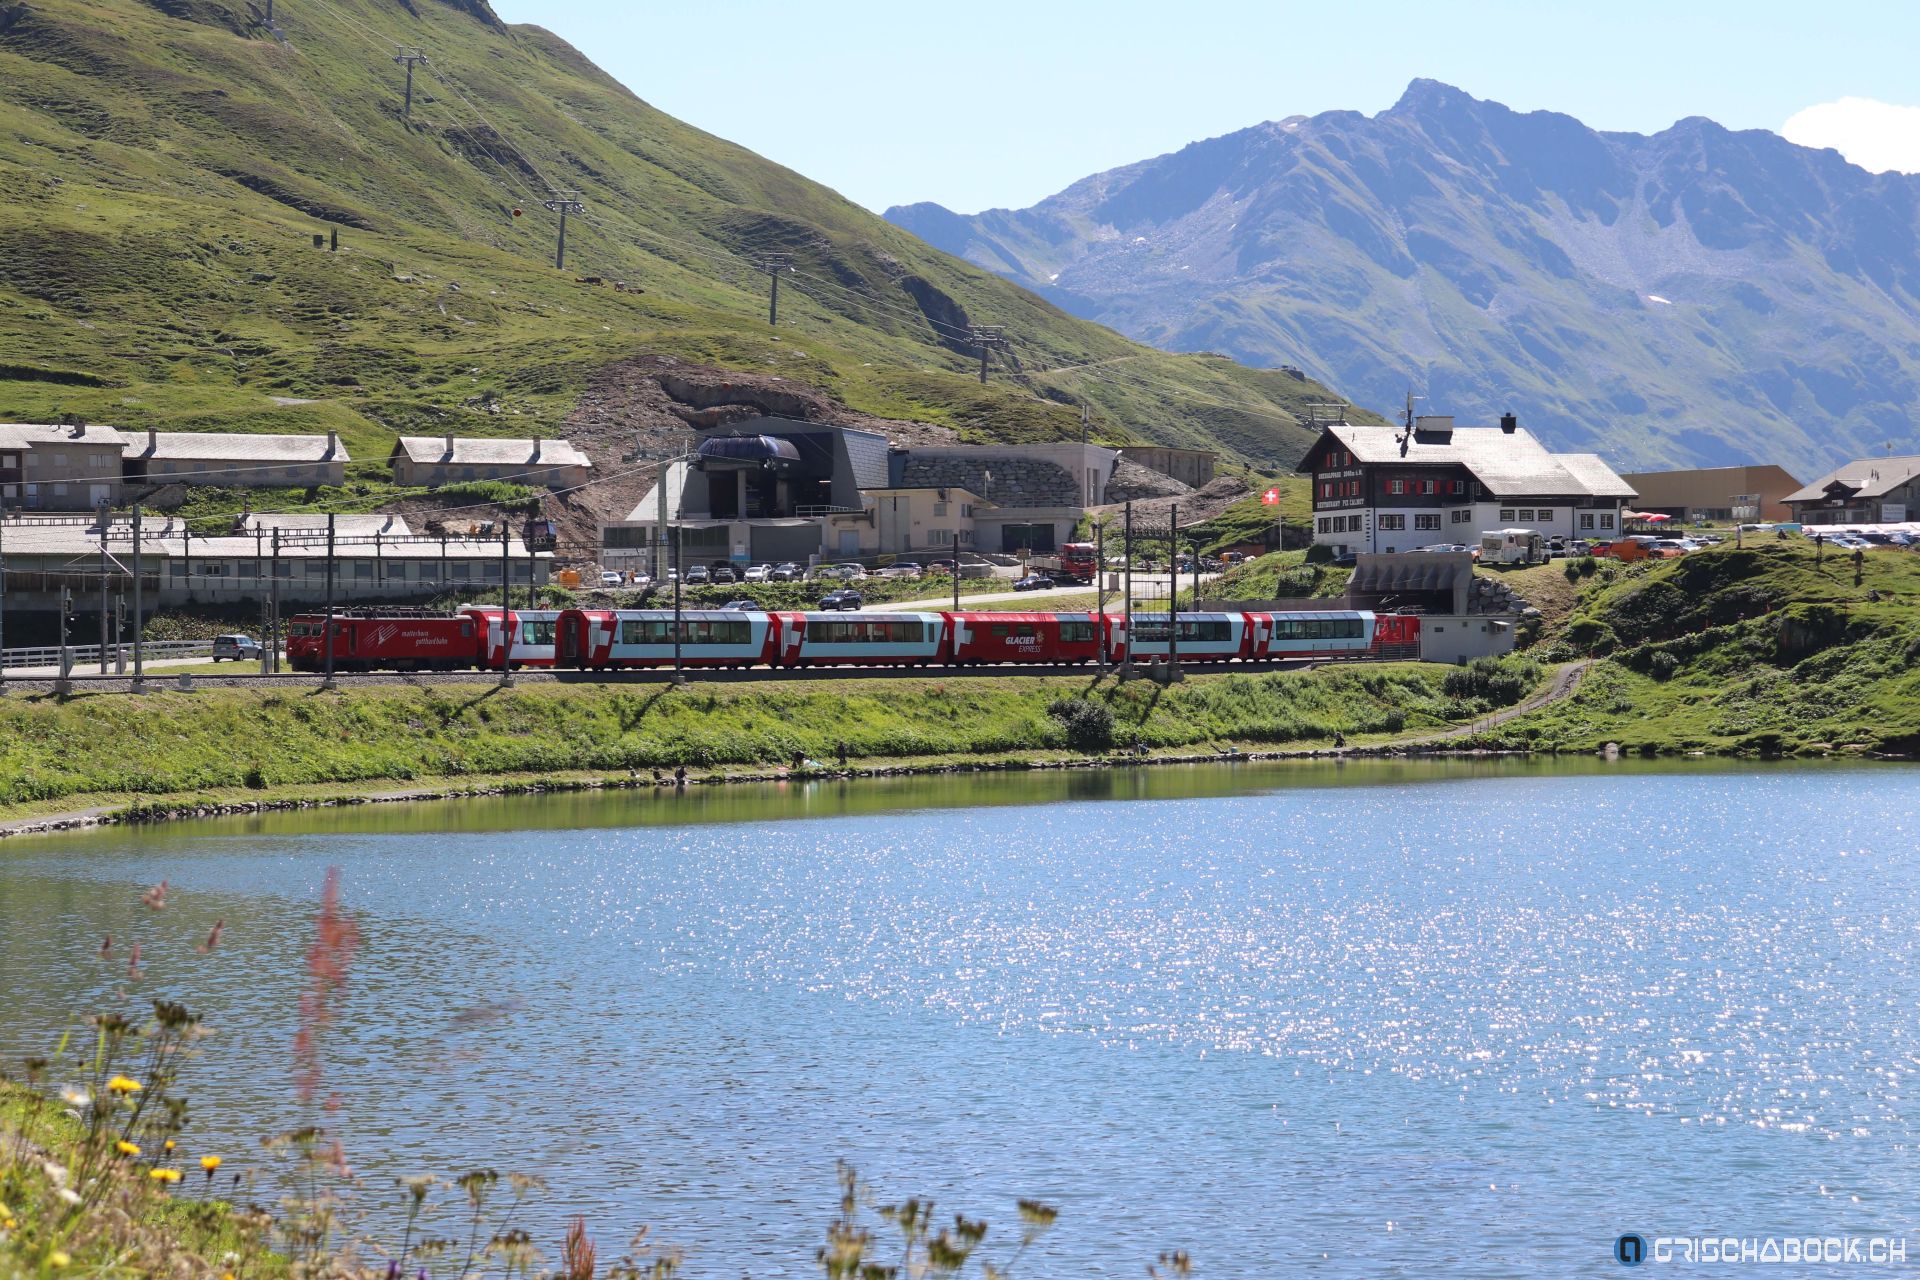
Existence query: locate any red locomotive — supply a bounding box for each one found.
[285,610,482,672]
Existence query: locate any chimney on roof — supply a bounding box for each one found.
[147,426,157,451]
[444,432,455,457]
[326,429,338,456]
[1500,412,1518,434]
[532,435,541,460]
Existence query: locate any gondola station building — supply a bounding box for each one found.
[1300,414,1636,555]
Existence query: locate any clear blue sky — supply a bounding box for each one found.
[490,0,1920,213]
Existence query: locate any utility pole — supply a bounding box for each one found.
[949,534,961,665]
[57,587,72,693]
[1122,500,1133,677]
[1094,518,1106,675]
[322,512,337,690]
[760,253,792,326]
[968,325,1008,385]
[498,522,514,686]
[1081,402,1091,445]
[543,192,586,270]
[671,523,684,685]
[131,504,145,693]
[393,47,429,120]
[269,527,282,674]
[98,517,109,674]
[0,506,8,696]
[1167,501,1179,677]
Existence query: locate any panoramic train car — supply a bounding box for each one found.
[285,611,482,672]
[949,612,1101,664]
[462,605,562,669]
[1117,612,1257,662]
[1255,611,1378,660]
[556,608,782,669]
[774,611,946,666]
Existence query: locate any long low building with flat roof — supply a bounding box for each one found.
[1619,464,1803,523]
[390,435,592,488]
[0,511,550,612]
[127,428,350,489]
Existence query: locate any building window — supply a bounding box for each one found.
[1451,480,1466,494]
[1320,481,1333,500]
[1499,509,1514,521]
[53,483,68,497]
[1536,508,1553,522]
[1389,480,1406,495]
[1415,513,1440,530]
[1422,479,1437,495]
[1517,509,1534,521]
[1600,514,1614,530]
[933,502,948,516]
[1317,517,1332,534]
[1379,514,1406,530]
[1451,509,1470,524]
[1580,513,1594,530]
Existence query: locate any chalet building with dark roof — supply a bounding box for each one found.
[1783,455,1920,525]
[1298,414,1636,555]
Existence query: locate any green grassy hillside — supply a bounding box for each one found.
[1492,543,1920,755]
[0,0,1376,489]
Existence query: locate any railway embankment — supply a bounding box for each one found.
[0,662,1536,831]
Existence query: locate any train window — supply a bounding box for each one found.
[460,621,474,637]
[1060,622,1095,643]
[990,625,1009,638]
[519,621,555,645]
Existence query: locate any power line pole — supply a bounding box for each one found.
[0,506,8,696]
[131,504,145,694]
[498,522,514,686]
[968,324,1008,385]
[760,253,792,326]
[393,47,429,120]
[98,516,109,675]
[1167,501,1179,679]
[1122,500,1133,678]
[543,192,586,270]
[322,512,337,690]
[1094,517,1106,676]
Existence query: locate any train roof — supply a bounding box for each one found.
[952,611,1095,622]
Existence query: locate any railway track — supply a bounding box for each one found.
[0,657,1328,695]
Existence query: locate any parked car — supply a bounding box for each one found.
[926,560,955,575]
[831,562,869,580]
[876,562,923,579]
[1012,573,1056,591]
[743,563,773,582]
[599,570,623,586]
[719,599,757,611]
[1411,543,1472,554]
[770,562,802,581]
[684,565,711,584]
[819,588,864,611]
[211,634,263,662]
[709,565,737,584]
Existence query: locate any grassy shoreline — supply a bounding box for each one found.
[0,664,1534,832]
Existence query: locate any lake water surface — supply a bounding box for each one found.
[3,760,1917,1276]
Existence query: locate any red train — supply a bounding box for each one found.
[286,606,1420,672]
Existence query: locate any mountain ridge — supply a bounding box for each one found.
[0,0,1374,536]
[887,80,1920,474]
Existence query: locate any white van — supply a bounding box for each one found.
[1479,529,1545,565]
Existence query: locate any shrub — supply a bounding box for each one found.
[1649,651,1679,681]
[1304,543,1334,564]
[1046,697,1115,753]
[1442,655,1540,707]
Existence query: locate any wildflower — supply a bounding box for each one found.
[59,1086,91,1108]
[149,1168,183,1184]
[164,1139,176,1151]
[56,1188,82,1206]
[201,1155,224,1173]
[116,1140,141,1157]
[106,1075,143,1095]
[49,1251,72,1268]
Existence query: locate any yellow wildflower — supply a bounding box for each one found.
[149,1168,183,1184]
[49,1251,72,1268]
[116,1140,141,1157]
[105,1075,142,1095]
[163,1139,176,1151]
[3,1216,17,1232]
[200,1155,224,1172]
